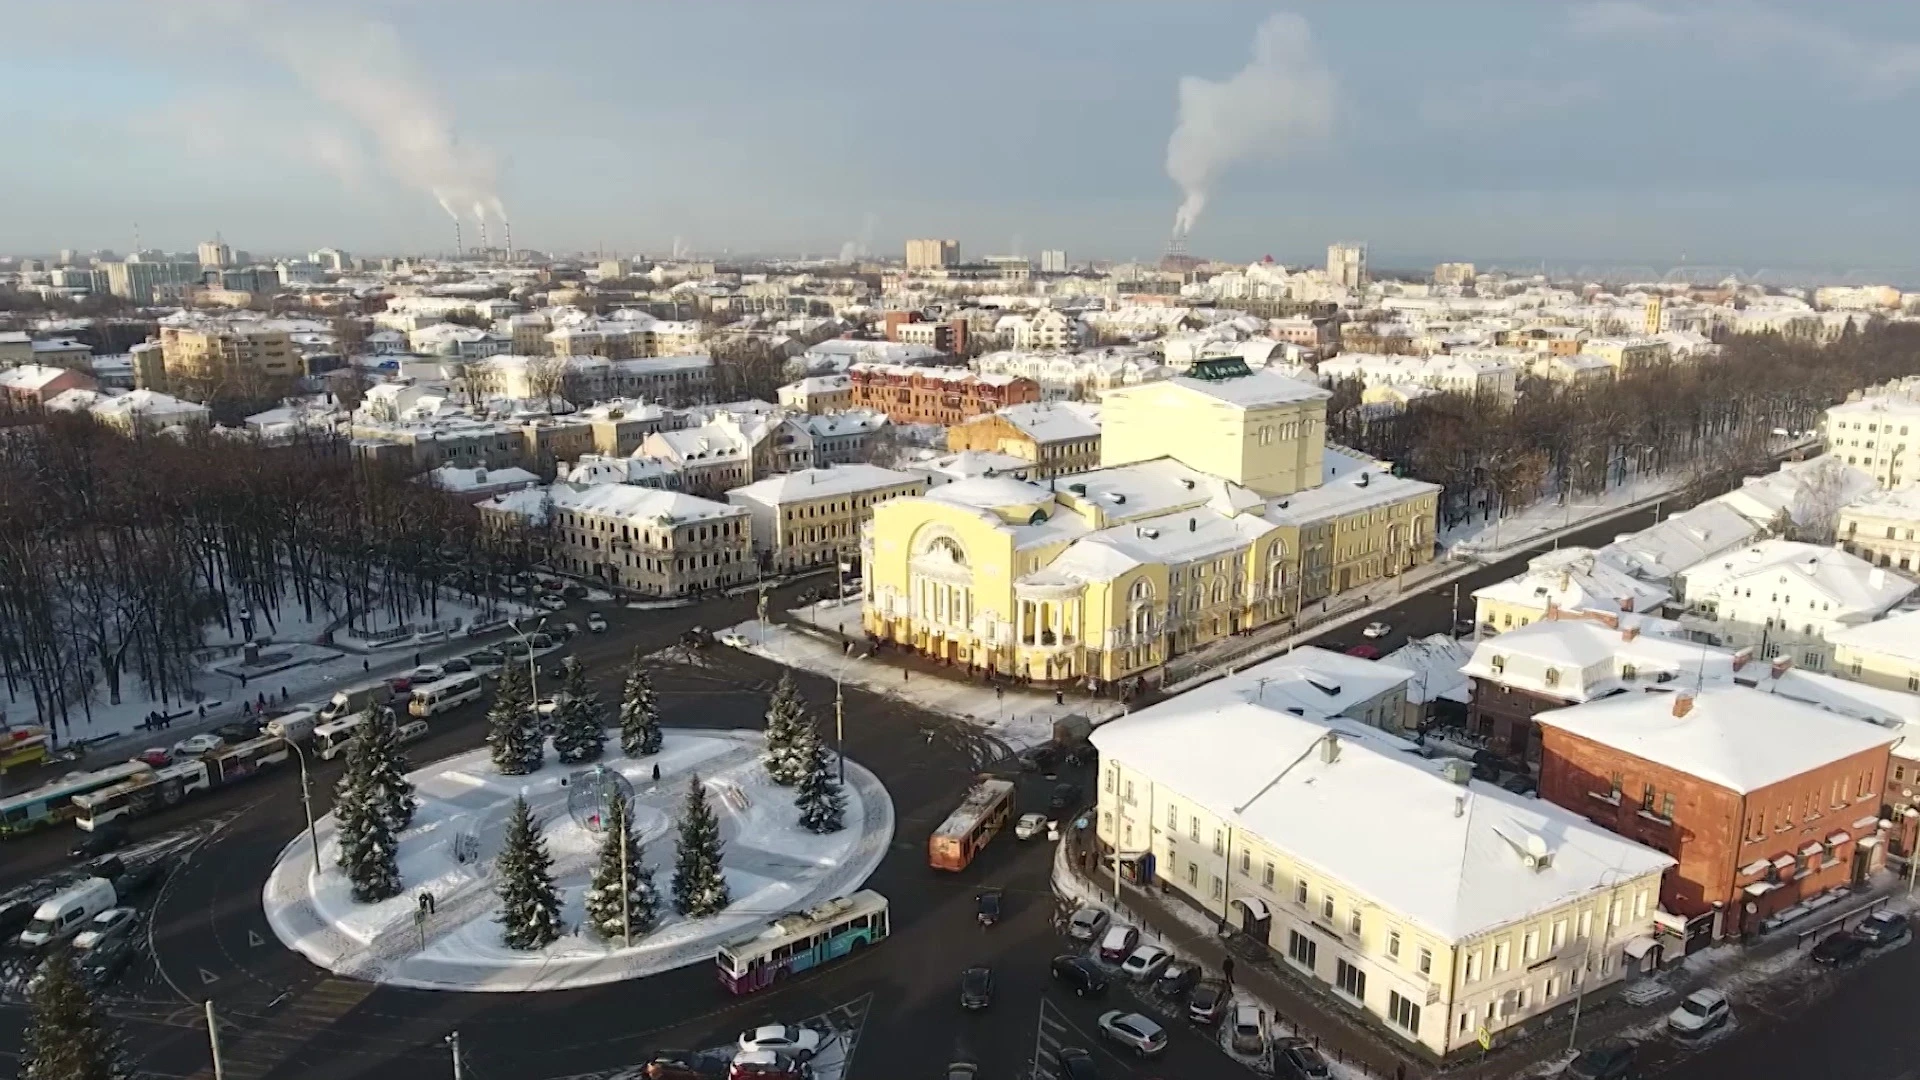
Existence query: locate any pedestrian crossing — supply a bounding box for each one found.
[1030,999,1081,1080]
[184,977,375,1080]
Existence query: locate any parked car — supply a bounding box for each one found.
[1666,988,1731,1035]
[213,720,263,743]
[640,1051,728,1080]
[1097,924,1140,963]
[682,627,714,648]
[1344,644,1383,660]
[944,1063,977,1080]
[1567,1042,1636,1080]
[442,657,473,675]
[587,612,608,632]
[538,593,567,611]
[1362,621,1392,639]
[1857,910,1909,946]
[1096,1011,1168,1057]
[1050,955,1109,997]
[736,1025,822,1061]
[0,898,37,940]
[71,907,138,952]
[1120,944,1171,980]
[69,822,128,861]
[1188,978,1230,1025]
[1053,1048,1099,1080]
[562,583,589,600]
[727,1050,808,1080]
[135,747,173,768]
[409,664,446,683]
[465,648,504,667]
[1500,773,1538,796]
[1274,1037,1332,1080]
[527,632,556,649]
[975,890,1002,928]
[109,859,163,896]
[1066,907,1109,942]
[1018,745,1060,773]
[1048,782,1082,812]
[959,965,994,1010]
[387,676,413,695]
[1811,931,1869,967]
[1014,813,1048,840]
[1154,961,1200,999]
[77,937,134,991]
[1229,1004,1267,1056]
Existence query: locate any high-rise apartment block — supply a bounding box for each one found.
[905,238,959,271]
[1040,250,1068,273]
[1327,242,1367,289]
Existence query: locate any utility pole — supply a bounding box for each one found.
[448,1031,464,1080]
[1451,582,1462,637]
[206,1000,225,1080]
[835,681,846,785]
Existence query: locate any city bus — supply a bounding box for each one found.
[716,891,889,995]
[928,776,1015,871]
[72,761,211,830]
[0,726,51,773]
[410,673,484,718]
[0,762,152,837]
[312,714,369,760]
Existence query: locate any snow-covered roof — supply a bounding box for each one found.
[1227,646,1413,716]
[1382,634,1476,705]
[1679,540,1914,618]
[1709,455,1875,529]
[1265,462,1439,528]
[1839,483,1920,524]
[989,401,1101,443]
[1473,547,1671,617]
[798,410,888,438]
[505,482,745,525]
[727,464,921,504]
[0,364,77,392]
[1830,609,1920,662]
[924,475,1052,511]
[427,465,541,492]
[1060,458,1264,524]
[908,450,1033,484]
[1150,369,1331,409]
[1595,501,1761,583]
[1535,686,1897,794]
[1093,669,1674,942]
[1044,505,1277,574]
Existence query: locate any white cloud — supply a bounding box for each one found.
[1572,2,1920,99]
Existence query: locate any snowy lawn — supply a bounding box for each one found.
[723,616,1122,751]
[262,728,894,992]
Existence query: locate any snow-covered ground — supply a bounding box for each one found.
[262,728,894,992]
[1441,473,1679,559]
[721,615,1123,751]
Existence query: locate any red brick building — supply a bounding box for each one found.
[0,363,95,407]
[1535,686,1894,938]
[847,363,1038,426]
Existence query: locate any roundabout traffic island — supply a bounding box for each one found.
[262,728,893,991]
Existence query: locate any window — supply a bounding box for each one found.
[1240,850,1251,876]
[1464,951,1481,983]
[1322,894,1336,922]
[1551,919,1567,950]
[1641,784,1656,813]
[1387,992,1421,1034]
[1349,908,1363,936]
[1544,668,1560,688]
[1607,898,1621,931]
[1287,930,1318,971]
[1388,929,1402,961]
[1211,876,1224,900]
[1633,890,1648,919]
[1545,975,1560,1001]
[1522,931,1539,962]
[1187,862,1198,887]
[1104,768,1115,793]
[1516,987,1530,1012]
[1295,880,1309,906]
[1213,828,1225,856]
[1418,947,1433,975]
[1577,911,1593,940]
[1167,804,1179,830]
[1661,792,1675,820]
[1189,816,1200,842]
[1124,780,1135,805]
[1336,959,1367,1001]
[1608,773,1623,800]
[1459,1012,1472,1035]
[1493,941,1509,972]
[1263,862,1276,888]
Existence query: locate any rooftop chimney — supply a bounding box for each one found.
[1441,758,1473,786]
[1672,693,1696,718]
[1622,624,1639,642]
[1771,655,1793,679]
[1318,733,1341,765]
[1732,646,1753,671]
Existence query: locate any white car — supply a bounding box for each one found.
[717,630,750,648]
[172,733,225,757]
[537,594,567,611]
[736,1024,823,1060]
[586,612,607,633]
[1667,988,1731,1036]
[72,908,138,952]
[1362,621,1392,639]
[409,664,446,683]
[1014,813,1048,840]
[1120,945,1172,980]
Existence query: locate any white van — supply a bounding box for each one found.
[18,877,117,949]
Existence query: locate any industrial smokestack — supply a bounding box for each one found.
[503,218,513,262]
[454,218,463,257]
[478,218,489,255]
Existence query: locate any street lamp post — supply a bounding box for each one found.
[508,617,547,706]
[1566,869,1627,1055]
[285,738,321,880]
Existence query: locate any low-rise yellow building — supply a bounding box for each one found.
[945,401,1102,478]
[727,464,926,574]
[862,359,1439,685]
[1579,336,1669,375]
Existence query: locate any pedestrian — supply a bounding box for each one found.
[281,687,289,703]
[1396,1065,1406,1080]
[242,701,252,718]
[414,651,422,667]
[1222,956,1234,985]
[197,703,206,719]
[1055,689,1064,706]
[902,668,909,682]
[995,686,1004,701]
[652,763,661,781]
[240,673,249,689]
[362,659,370,672]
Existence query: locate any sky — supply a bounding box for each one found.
[8,0,1920,275]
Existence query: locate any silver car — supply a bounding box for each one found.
[1097,1011,1168,1057]
[1067,906,1109,941]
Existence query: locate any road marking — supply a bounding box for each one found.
[199,968,220,985]
[247,930,266,947]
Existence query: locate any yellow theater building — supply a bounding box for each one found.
[861,358,1441,685]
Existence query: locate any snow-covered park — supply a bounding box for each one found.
[262,728,894,992]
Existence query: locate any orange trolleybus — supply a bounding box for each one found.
[928,776,1016,871]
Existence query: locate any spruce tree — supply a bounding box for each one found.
[671,773,731,917]
[618,651,663,757]
[552,660,607,764]
[487,661,544,775]
[792,721,846,834]
[495,796,563,950]
[20,947,123,1080]
[762,671,809,786]
[365,706,417,831]
[582,790,660,941]
[334,723,402,903]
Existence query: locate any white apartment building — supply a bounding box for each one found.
[1092,657,1672,1058]
[998,309,1090,353]
[479,482,752,597]
[1825,381,1920,487]
[1327,242,1367,289]
[1677,540,1916,671]
[1838,485,1920,572]
[1316,352,1519,402]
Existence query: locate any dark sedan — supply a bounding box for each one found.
[959,965,994,1010]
